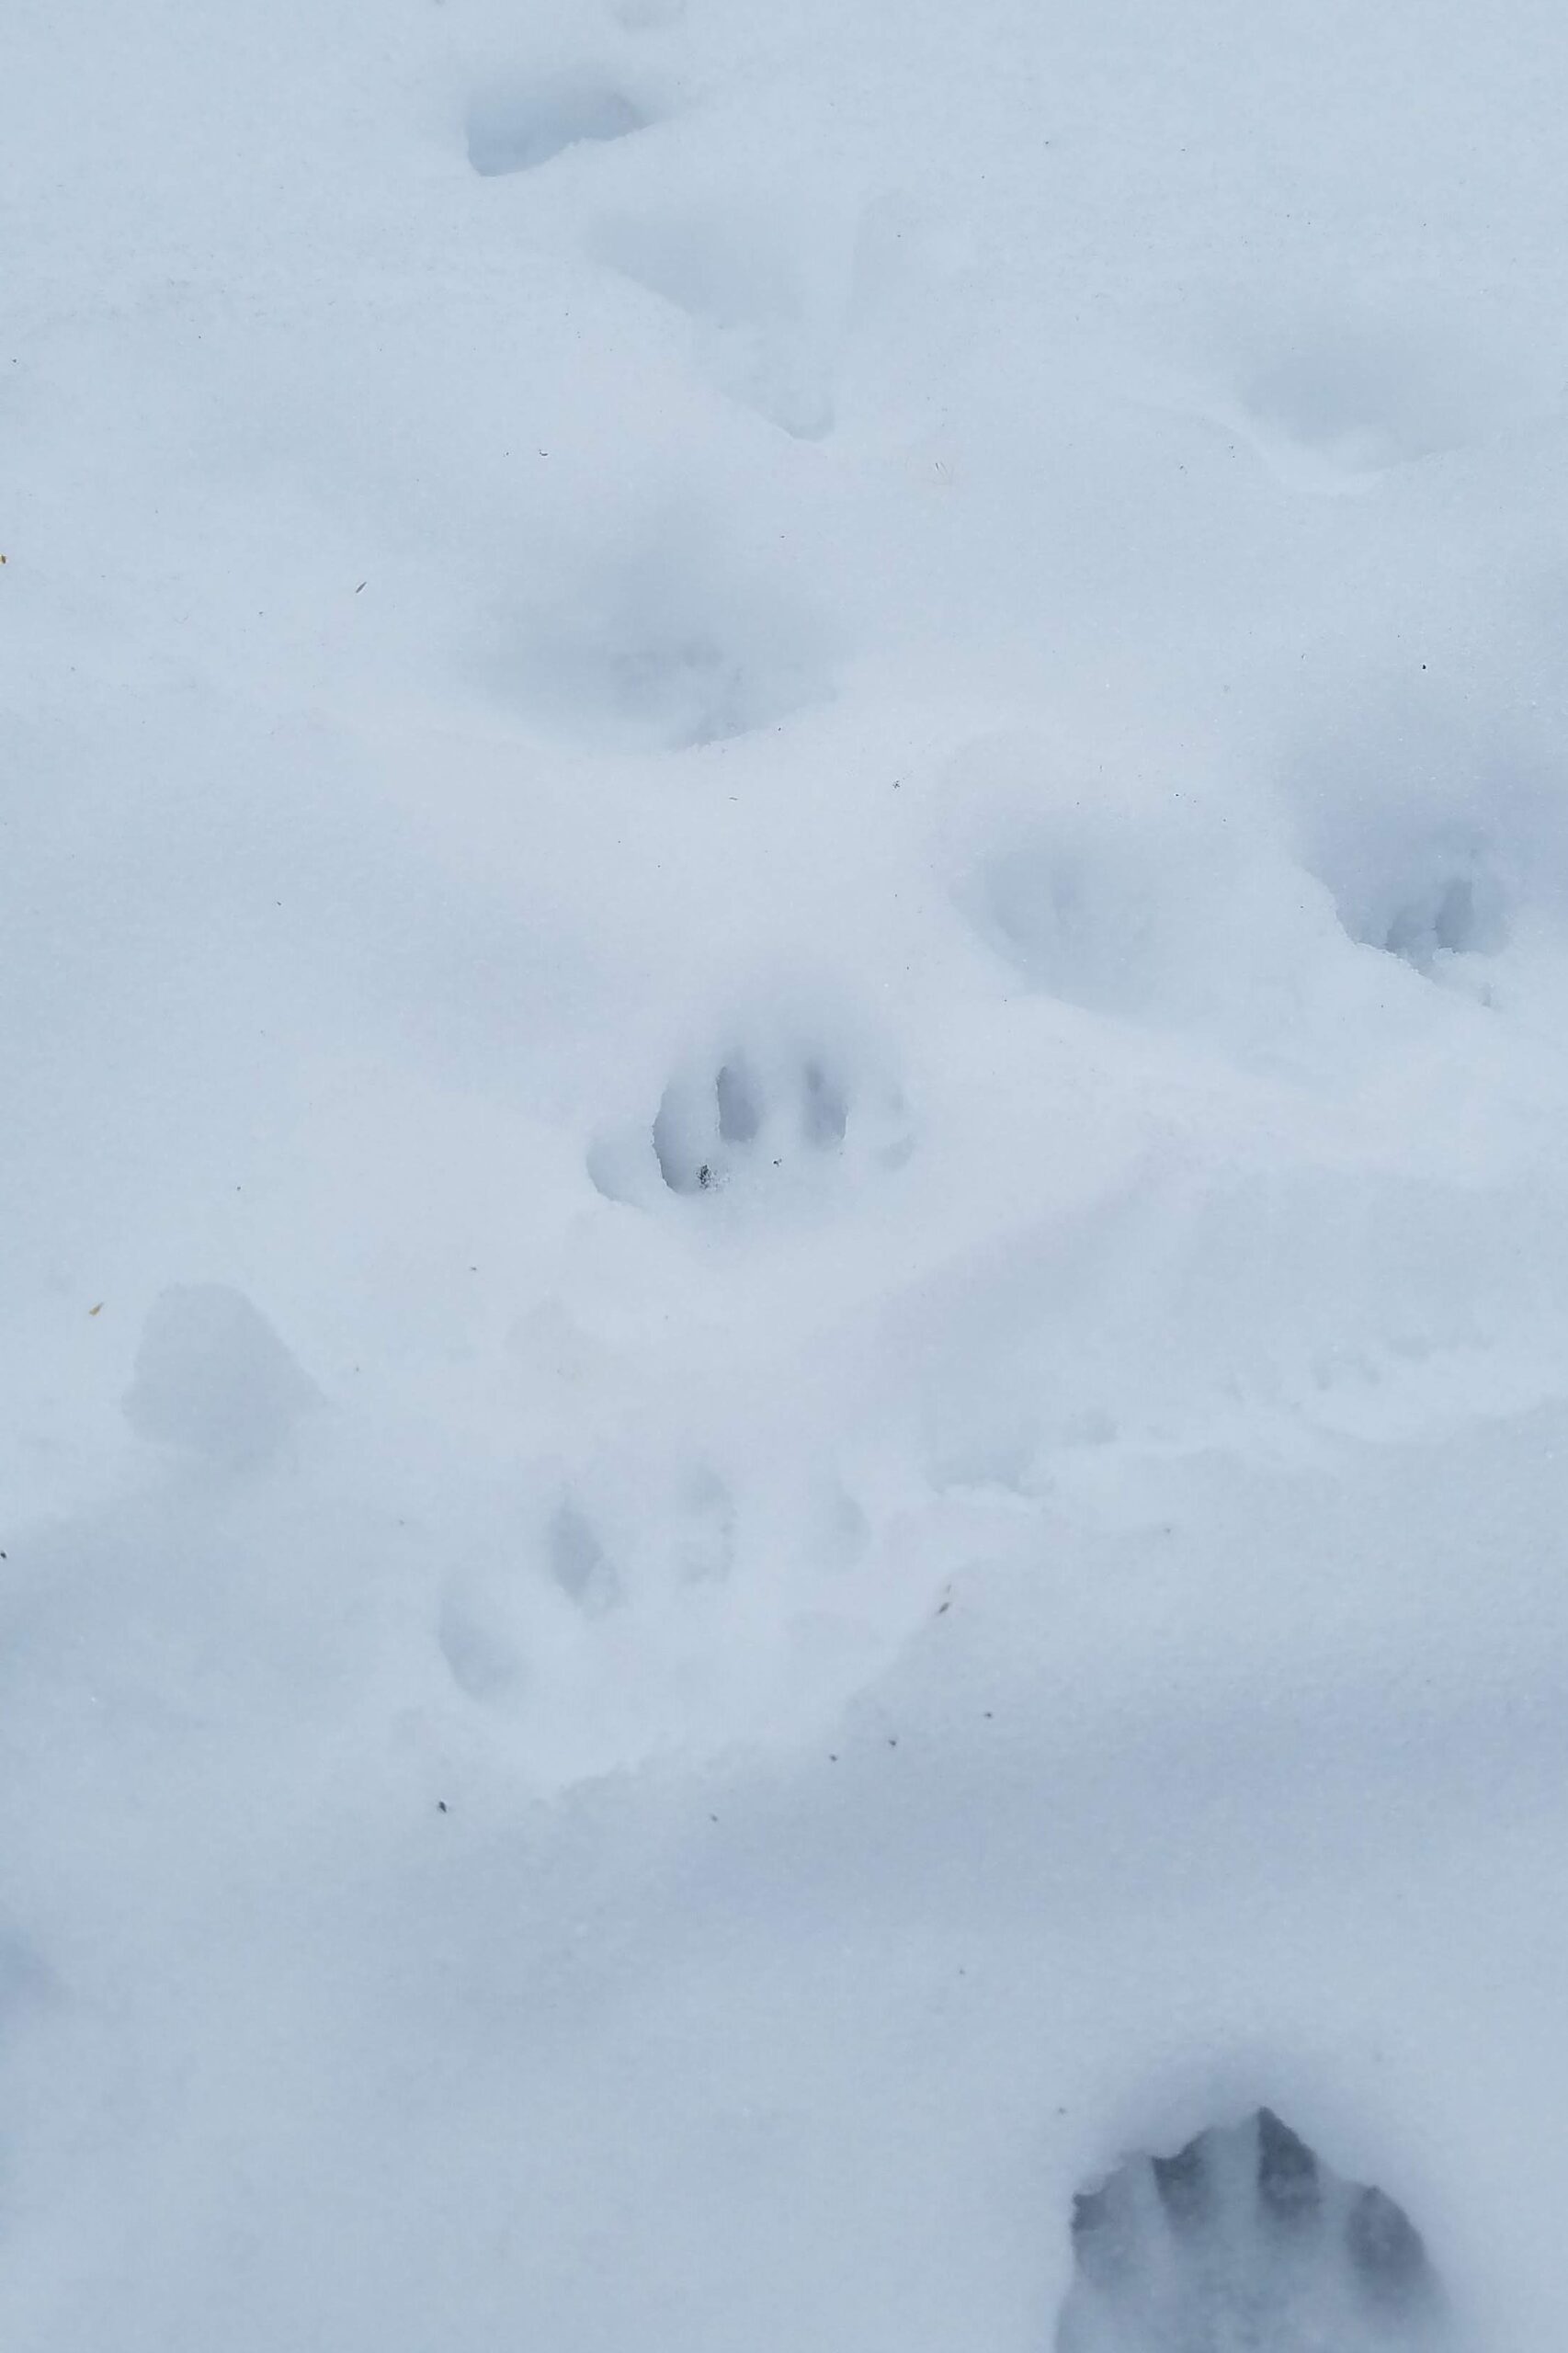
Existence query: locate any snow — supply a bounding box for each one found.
[6,0,1568,2343]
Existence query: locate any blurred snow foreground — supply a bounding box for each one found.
[6,0,1568,2343]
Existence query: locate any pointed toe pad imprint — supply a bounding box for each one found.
[1059,2109,1449,2352]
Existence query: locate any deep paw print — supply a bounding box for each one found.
[650,1040,913,1198]
[653,1051,841,1194]
[588,1006,914,1210]
[1349,834,1510,972]
[1058,2108,1452,2352]
[1284,704,1543,981]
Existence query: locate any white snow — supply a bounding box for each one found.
[6,0,1568,2343]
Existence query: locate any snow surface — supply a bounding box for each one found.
[6,0,1568,2343]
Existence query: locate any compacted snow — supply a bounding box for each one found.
[6,0,1568,2345]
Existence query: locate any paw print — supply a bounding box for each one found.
[588,1020,913,1209]
[653,1050,853,1195]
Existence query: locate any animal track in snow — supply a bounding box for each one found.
[949,736,1263,1027]
[544,1498,621,1614]
[589,1026,913,1206]
[1285,704,1551,977]
[435,1497,620,1711]
[593,209,836,438]
[435,1466,741,1711]
[654,1051,846,1195]
[437,1577,526,1703]
[123,1285,319,1472]
[974,813,1177,1016]
[1322,829,1515,975]
[1185,305,1531,493]
[1058,2108,1451,2353]
[464,73,649,177]
[504,540,836,752]
[1364,847,1510,970]
[1245,325,1493,480]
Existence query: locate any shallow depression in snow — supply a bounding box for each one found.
[122,1285,319,1471]
[463,72,651,176]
